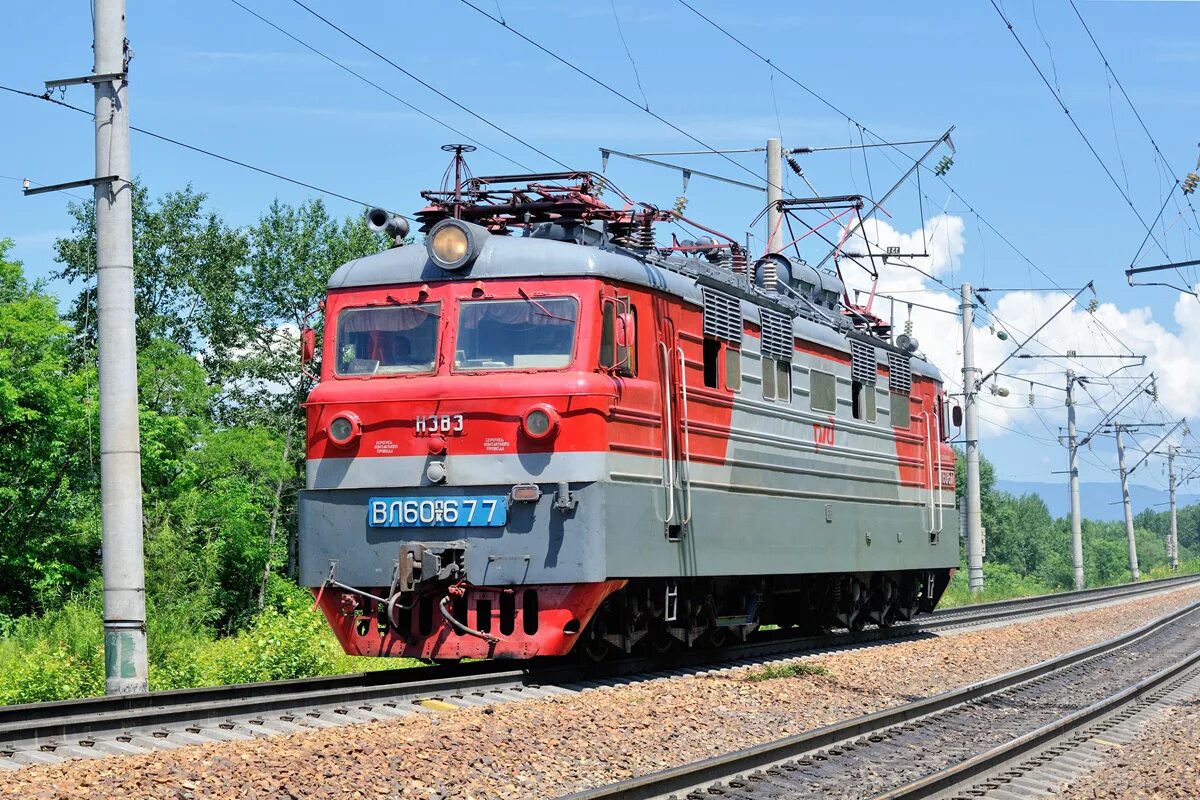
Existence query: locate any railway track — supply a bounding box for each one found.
[563,591,1200,800]
[2,574,1197,769]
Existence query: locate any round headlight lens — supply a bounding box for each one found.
[328,413,360,447]
[525,410,551,437]
[522,405,560,440]
[430,224,469,266]
[330,417,353,441]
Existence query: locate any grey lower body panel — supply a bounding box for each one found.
[298,478,959,588]
[603,481,959,576]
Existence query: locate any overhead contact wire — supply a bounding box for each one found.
[0,83,377,207]
[288,0,572,172]
[454,0,788,198]
[228,0,531,172]
[987,0,1171,263]
[676,0,1146,360]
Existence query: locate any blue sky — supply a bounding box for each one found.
[3,1,1200,495]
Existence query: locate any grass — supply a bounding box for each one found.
[744,660,829,682]
[0,580,425,705]
[938,559,1200,609]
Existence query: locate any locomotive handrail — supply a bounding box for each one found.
[658,341,676,525]
[933,409,944,534]
[676,346,693,526]
[921,411,936,535]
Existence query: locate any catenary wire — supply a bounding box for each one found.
[674,0,1144,361]
[0,83,379,207]
[227,0,533,172]
[287,0,572,171]
[1067,0,1200,283]
[987,0,1171,263]
[454,0,793,199]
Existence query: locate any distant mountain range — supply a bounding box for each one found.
[995,480,1200,522]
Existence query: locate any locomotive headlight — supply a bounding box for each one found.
[426,219,488,271]
[328,412,361,447]
[522,404,560,440]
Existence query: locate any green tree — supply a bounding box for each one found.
[54,183,248,370]
[0,240,98,614]
[222,200,384,607]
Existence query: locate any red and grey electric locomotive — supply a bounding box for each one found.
[300,152,959,661]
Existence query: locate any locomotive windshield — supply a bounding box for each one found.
[335,303,440,375]
[455,297,577,370]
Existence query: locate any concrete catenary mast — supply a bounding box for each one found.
[1065,371,1085,590]
[1169,445,1179,571]
[94,0,148,694]
[1114,423,1141,582]
[960,283,985,593]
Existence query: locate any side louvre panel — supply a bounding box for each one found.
[702,288,743,344]
[887,351,913,395]
[851,340,878,385]
[759,308,794,361]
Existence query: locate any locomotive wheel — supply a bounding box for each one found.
[866,575,898,628]
[893,575,921,622]
[579,635,613,663]
[703,627,729,648]
[832,576,867,630]
[646,628,676,655]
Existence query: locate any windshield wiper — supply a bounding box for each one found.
[517,288,574,323]
[385,294,442,317]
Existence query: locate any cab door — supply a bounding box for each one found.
[654,299,690,540]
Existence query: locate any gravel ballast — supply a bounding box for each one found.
[1054,687,1200,799]
[4,586,1200,800]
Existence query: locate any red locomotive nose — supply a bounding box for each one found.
[427,434,447,454]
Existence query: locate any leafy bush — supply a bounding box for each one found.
[0,594,104,703]
[0,640,104,704]
[940,562,1053,607]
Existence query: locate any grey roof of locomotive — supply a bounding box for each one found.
[327,228,942,381]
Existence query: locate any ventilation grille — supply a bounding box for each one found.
[888,352,912,395]
[759,308,794,362]
[851,340,877,386]
[702,289,743,344]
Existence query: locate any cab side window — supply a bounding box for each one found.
[600,297,637,377]
[703,338,741,392]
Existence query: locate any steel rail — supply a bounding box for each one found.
[1,574,1197,756]
[926,572,1200,626]
[559,596,1200,800]
[874,633,1200,798]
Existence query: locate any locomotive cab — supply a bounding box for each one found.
[303,225,650,658]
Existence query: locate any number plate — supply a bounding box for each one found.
[367,495,507,528]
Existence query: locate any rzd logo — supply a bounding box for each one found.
[813,417,836,450]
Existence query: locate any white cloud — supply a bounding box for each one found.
[834,214,1195,449]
